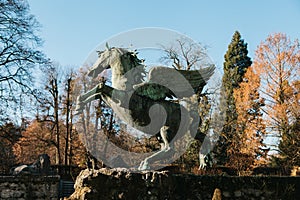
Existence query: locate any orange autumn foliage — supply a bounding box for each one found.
[253,33,300,133]
[253,33,300,166]
[13,120,86,167]
[234,67,268,168]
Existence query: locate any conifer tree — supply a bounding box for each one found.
[214,31,252,165]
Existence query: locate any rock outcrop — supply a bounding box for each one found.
[67,168,300,200]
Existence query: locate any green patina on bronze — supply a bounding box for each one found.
[75,47,214,170]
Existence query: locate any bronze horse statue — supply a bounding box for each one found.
[75,47,214,170]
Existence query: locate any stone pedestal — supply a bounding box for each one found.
[0,175,60,200]
[67,168,300,200]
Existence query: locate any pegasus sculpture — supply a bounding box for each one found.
[75,47,215,170]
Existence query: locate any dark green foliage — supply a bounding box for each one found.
[276,117,300,167]
[214,31,252,165]
[222,31,252,118]
[223,31,252,86]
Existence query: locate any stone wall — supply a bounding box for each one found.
[67,168,300,200]
[0,175,60,200]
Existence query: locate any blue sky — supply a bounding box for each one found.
[27,0,300,68]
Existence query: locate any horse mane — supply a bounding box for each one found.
[119,50,146,85]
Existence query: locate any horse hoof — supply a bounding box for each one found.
[164,145,171,152]
[138,161,150,171]
[138,165,150,171]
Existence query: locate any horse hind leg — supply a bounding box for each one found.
[138,126,172,170]
[160,126,170,151]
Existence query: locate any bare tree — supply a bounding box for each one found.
[160,37,210,70]
[61,70,75,166]
[45,65,61,165]
[0,0,48,122]
[39,65,75,166]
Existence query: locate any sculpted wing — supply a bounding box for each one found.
[133,65,215,100]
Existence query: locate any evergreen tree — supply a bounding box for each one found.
[214,31,252,166]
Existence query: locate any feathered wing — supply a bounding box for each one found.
[133,65,215,100]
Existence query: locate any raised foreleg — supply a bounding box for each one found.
[75,82,104,114]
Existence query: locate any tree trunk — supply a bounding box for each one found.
[53,78,61,165]
[65,77,72,166]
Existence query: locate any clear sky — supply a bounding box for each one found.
[27,0,300,68]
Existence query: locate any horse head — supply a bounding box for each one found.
[88,47,146,90]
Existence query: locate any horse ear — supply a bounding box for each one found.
[106,42,110,50]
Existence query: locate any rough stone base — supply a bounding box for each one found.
[67,168,300,200]
[0,175,60,200]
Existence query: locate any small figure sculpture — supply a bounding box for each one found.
[75,47,214,170]
[11,154,51,175]
[198,153,213,170]
[36,153,51,174]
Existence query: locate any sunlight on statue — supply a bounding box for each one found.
[75,46,215,170]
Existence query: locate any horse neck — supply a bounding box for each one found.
[111,63,134,91]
